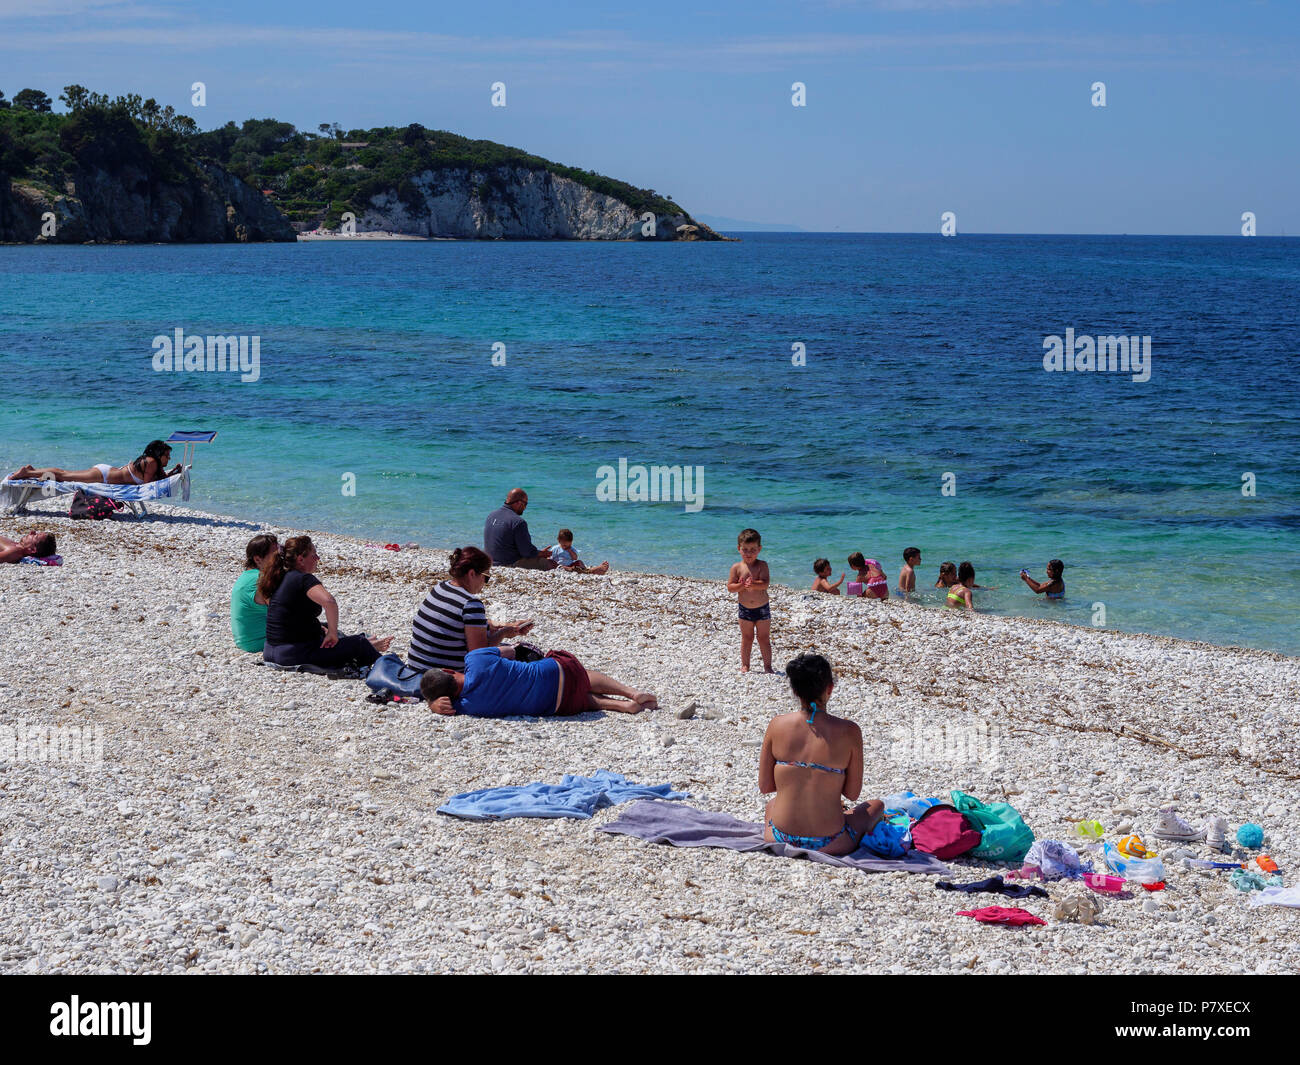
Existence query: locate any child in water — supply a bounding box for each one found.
[846,552,888,599]
[1021,559,1065,599]
[897,546,920,596]
[811,558,845,595]
[936,561,972,610]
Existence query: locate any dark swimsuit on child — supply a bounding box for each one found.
[738,603,771,623]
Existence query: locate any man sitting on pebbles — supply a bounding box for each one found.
[420,646,657,718]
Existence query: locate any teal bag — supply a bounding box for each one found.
[950,789,1034,863]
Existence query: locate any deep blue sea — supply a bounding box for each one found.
[2,234,1298,654]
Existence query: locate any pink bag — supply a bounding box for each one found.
[910,804,982,861]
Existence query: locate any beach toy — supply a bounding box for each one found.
[1117,834,1153,858]
[1103,841,1165,883]
[1256,855,1281,876]
[1237,823,1265,849]
[1231,869,1267,892]
[1140,881,1166,892]
[1076,819,1105,840]
[1183,858,1241,871]
[1082,873,1125,894]
[846,581,864,597]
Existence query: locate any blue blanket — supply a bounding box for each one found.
[437,770,689,821]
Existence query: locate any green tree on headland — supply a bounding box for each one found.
[12,89,52,112]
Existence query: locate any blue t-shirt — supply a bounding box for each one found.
[456,647,560,718]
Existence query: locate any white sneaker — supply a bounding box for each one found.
[1204,814,1228,850]
[1152,806,1205,842]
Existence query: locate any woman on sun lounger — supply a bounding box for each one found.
[0,530,56,563]
[759,653,884,855]
[10,439,181,486]
[259,535,393,669]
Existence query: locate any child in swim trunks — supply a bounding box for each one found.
[1021,558,1065,599]
[727,528,772,673]
[759,652,884,855]
[897,546,920,595]
[811,558,845,595]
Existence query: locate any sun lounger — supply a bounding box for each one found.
[0,430,215,517]
[0,468,191,517]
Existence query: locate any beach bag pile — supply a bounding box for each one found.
[950,789,1035,863]
[909,804,983,860]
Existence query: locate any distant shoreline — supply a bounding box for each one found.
[297,230,437,241]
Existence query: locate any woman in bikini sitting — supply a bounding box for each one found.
[758,653,884,855]
[9,439,181,486]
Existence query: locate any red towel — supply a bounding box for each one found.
[956,906,1046,926]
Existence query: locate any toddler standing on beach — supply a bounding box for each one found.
[728,528,772,673]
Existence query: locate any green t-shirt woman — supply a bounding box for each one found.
[231,534,279,652]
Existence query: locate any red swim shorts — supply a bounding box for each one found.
[546,649,591,716]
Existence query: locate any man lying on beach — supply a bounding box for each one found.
[484,488,557,570]
[0,531,56,563]
[9,439,181,486]
[420,646,656,717]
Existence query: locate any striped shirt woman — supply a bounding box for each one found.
[407,546,534,671]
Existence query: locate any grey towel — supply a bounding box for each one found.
[599,800,949,875]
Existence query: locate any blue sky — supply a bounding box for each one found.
[2,0,1297,233]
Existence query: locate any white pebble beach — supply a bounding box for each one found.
[2,503,1298,975]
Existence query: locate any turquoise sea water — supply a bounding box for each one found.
[1,235,1297,654]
